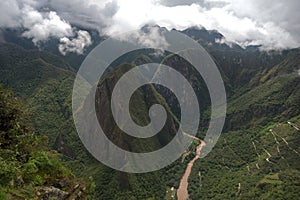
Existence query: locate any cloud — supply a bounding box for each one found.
[209,0,300,49]
[21,7,73,44]
[0,0,92,55]
[192,4,299,49]
[49,0,298,50]
[114,25,169,51]
[45,0,118,31]
[59,30,92,55]
[0,1,21,28]
[0,0,299,50]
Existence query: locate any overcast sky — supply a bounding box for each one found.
[0,0,299,53]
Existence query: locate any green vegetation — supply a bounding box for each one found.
[165,187,176,200]
[188,119,300,199]
[187,49,300,199]
[0,85,93,199]
[0,43,182,199]
[0,39,299,199]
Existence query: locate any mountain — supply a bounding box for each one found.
[0,26,299,199]
[180,26,244,51]
[0,85,93,199]
[0,42,184,199]
[187,49,300,199]
[1,25,259,70]
[1,27,104,70]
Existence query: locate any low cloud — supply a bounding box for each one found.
[0,0,92,55]
[115,26,169,49]
[55,0,299,50]
[0,0,299,51]
[21,7,73,44]
[59,30,92,55]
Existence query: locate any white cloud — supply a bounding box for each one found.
[0,1,21,28]
[62,0,298,50]
[114,26,169,50]
[0,0,92,55]
[21,7,73,44]
[0,0,299,50]
[59,30,92,55]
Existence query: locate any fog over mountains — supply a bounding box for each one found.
[1,0,300,55]
[0,1,300,199]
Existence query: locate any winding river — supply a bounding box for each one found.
[177,133,205,200]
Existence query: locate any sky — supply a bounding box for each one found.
[0,0,299,54]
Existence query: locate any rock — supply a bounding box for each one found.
[37,186,69,200]
[78,191,82,197]
[59,177,70,188]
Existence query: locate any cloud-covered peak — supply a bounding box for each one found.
[0,0,299,52]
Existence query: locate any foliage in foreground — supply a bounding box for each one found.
[0,85,94,199]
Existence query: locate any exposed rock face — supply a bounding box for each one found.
[36,186,87,199]
[37,186,69,200]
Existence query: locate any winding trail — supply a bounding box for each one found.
[270,129,280,153]
[263,148,275,164]
[274,129,300,156]
[236,183,241,196]
[251,141,260,169]
[177,132,205,200]
[288,121,300,131]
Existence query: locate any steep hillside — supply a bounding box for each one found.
[0,43,73,97]
[225,49,300,130]
[187,49,300,199]
[0,85,93,199]
[0,43,76,145]
[0,43,186,199]
[181,27,244,51]
[0,35,299,199]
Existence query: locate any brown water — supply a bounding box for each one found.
[177,138,205,200]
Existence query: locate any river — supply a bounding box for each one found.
[177,134,205,200]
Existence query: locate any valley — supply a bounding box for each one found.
[0,26,299,199]
[177,133,205,200]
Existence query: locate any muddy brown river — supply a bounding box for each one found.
[177,138,205,200]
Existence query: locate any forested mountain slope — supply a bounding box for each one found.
[0,32,299,199]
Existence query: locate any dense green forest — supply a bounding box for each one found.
[0,85,94,199]
[0,27,299,199]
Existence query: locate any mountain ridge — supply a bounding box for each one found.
[0,27,299,199]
